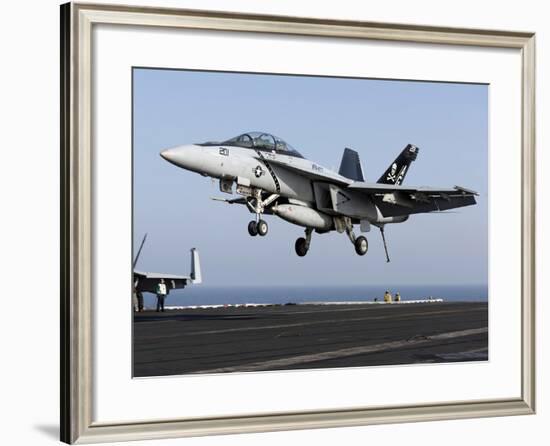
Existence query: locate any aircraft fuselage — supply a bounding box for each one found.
[159,132,476,259]
[161,143,331,203]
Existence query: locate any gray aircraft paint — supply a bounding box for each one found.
[160,132,477,259]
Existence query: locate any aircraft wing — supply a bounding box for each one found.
[133,248,202,294]
[134,271,191,294]
[260,157,352,186]
[348,182,478,217]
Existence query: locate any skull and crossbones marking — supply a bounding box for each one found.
[386,163,398,182]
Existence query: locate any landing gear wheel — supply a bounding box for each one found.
[248,220,258,236]
[295,237,309,257]
[354,236,368,256]
[257,219,268,236]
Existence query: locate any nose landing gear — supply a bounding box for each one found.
[248,219,268,237]
[245,190,277,238]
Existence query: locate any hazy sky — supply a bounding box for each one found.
[133,68,488,287]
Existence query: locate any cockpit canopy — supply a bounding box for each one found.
[203,132,303,158]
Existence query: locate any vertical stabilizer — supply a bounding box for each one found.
[338,148,365,181]
[133,233,147,268]
[190,248,202,284]
[377,144,419,185]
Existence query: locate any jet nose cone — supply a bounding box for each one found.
[159,144,205,173]
[160,147,177,162]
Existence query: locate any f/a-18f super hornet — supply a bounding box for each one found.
[160,132,477,260]
[133,234,202,294]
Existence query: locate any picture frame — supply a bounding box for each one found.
[60,2,536,443]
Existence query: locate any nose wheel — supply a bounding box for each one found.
[256,219,268,236]
[248,219,268,237]
[248,220,258,236]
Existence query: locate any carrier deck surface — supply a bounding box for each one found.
[133,301,488,377]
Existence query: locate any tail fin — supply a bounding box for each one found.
[190,248,202,284]
[377,144,419,185]
[339,148,365,181]
[133,233,147,268]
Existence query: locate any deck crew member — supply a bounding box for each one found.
[156,278,168,312]
[132,287,139,312]
[384,290,392,303]
[137,289,144,312]
[394,292,401,302]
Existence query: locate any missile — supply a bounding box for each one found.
[272,204,333,231]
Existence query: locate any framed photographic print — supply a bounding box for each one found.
[60,2,535,444]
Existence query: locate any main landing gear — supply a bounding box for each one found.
[294,221,370,258]
[248,219,268,237]
[295,228,313,256]
[344,218,368,256]
[354,236,368,256]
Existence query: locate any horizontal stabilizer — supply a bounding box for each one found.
[349,182,478,217]
[339,148,365,182]
[349,182,478,196]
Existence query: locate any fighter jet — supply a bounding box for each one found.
[160,132,477,261]
[133,234,202,295]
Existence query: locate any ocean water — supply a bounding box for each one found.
[141,284,488,307]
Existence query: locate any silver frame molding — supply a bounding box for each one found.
[60,2,536,444]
